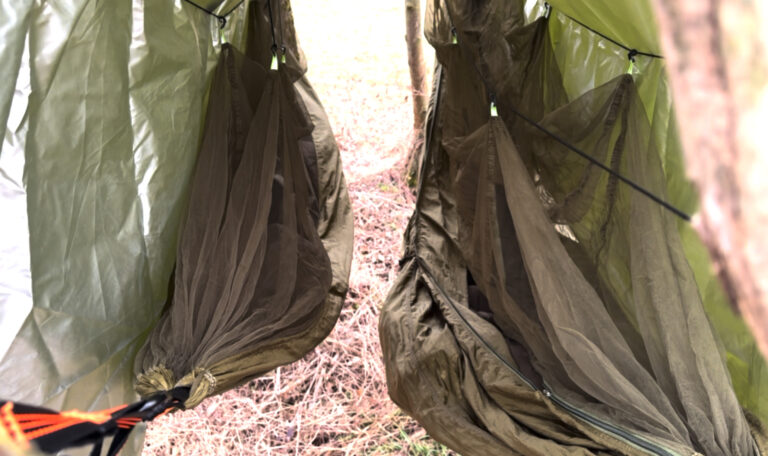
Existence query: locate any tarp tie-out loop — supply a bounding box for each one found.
[626,49,639,73]
[543,2,552,19]
[182,0,245,29]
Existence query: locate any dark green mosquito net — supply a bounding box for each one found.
[133,1,354,409]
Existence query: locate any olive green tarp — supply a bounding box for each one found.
[380,1,768,455]
[0,0,352,451]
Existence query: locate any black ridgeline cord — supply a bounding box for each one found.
[279,0,285,58]
[266,0,279,58]
[445,10,688,222]
[504,104,690,221]
[543,2,663,60]
[220,0,247,17]
[182,0,246,29]
[267,0,286,61]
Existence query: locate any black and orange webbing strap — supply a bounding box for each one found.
[0,387,189,456]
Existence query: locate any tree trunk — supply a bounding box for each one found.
[651,0,768,359]
[404,0,428,187]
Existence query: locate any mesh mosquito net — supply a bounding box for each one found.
[134,1,353,410]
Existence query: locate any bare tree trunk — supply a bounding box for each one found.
[651,0,768,358]
[404,0,428,186]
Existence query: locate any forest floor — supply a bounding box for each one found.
[142,1,454,454]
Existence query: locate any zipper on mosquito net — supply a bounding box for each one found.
[412,256,538,391]
[540,385,684,456]
[410,256,687,456]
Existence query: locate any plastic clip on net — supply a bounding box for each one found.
[218,12,227,45]
[627,49,638,74]
[270,45,279,70]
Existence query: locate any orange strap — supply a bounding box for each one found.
[1,387,187,455]
[0,402,30,450]
[1,401,132,442]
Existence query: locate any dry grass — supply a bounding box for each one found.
[141,1,450,454]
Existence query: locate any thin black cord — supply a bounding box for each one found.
[220,0,246,18]
[444,8,688,222]
[545,2,663,60]
[505,104,690,221]
[267,0,285,60]
[181,0,223,22]
[266,0,278,54]
[182,0,246,28]
[278,0,285,57]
